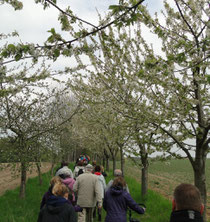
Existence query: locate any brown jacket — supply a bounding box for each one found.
[73,171,102,207]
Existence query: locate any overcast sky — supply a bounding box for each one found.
[0,0,166,70]
[0,0,164,42]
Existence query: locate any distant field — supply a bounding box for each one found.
[124,158,210,219]
[0,162,51,196]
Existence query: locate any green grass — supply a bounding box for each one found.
[95,169,171,222]
[0,163,172,222]
[123,176,171,222]
[0,171,52,222]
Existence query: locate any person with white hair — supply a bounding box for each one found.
[55,162,73,179]
[73,164,102,222]
[105,169,129,193]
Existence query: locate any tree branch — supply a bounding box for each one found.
[38,0,145,48]
[45,0,98,29]
[153,123,195,166]
[174,0,198,46]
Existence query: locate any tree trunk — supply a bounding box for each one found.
[103,155,105,167]
[120,146,124,177]
[50,162,55,176]
[104,149,110,171]
[141,163,148,199]
[136,135,149,199]
[194,153,207,221]
[19,161,26,198]
[112,156,116,176]
[106,156,109,172]
[36,162,42,185]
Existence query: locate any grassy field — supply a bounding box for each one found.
[0,162,172,222]
[124,158,210,220]
[1,159,209,221]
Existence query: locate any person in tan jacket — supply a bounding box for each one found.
[73,164,102,222]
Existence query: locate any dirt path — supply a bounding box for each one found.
[0,162,51,196]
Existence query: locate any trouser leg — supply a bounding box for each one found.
[86,207,93,222]
[93,206,96,218]
[98,207,102,221]
[78,208,86,222]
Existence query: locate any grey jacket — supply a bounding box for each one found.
[73,171,102,207]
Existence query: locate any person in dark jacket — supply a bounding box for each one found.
[38,183,77,222]
[103,176,145,222]
[40,176,62,209]
[170,183,204,222]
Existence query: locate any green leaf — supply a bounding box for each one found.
[1,50,9,58]
[47,28,56,35]
[108,5,123,13]
[206,75,210,84]
[47,35,55,43]
[53,49,60,58]
[109,5,120,10]
[7,44,16,52]
[15,53,22,61]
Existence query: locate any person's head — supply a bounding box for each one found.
[78,168,84,176]
[83,160,88,166]
[85,164,93,172]
[50,176,62,187]
[57,167,73,179]
[112,176,126,188]
[52,183,69,200]
[92,160,97,166]
[100,165,104,172]
[114,169,122,177]
[61,161,69,168]
[77,161,84,166]
[94,165,101,173]
[172,183,204,214]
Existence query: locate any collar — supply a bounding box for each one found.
[170,210,203,222]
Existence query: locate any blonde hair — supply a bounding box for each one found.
[52,183,69,197]
[50,176,62,186]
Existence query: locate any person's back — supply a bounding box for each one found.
[170,183,204,222]
[40,176,62,210]
[38,183,76,222]
[73,161,84,179]
[74,169,101,207]
[94,165,106,198]
[62,176,76,203]
[73,164,102,222]
[103,176,145,222]
[38,196,76,222]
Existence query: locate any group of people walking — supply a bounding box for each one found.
[37,160,204,222]
[37,160,145,222]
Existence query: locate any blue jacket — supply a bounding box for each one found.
[103,186,145,222]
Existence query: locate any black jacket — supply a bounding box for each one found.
[170,210,203,222]
[37,196,77,222]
